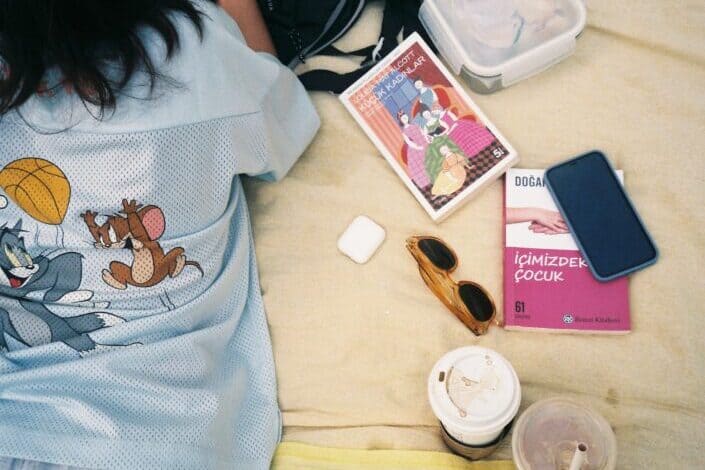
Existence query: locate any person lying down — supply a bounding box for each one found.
[0,0,319,468]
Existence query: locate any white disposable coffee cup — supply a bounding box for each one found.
[428,346,521,448]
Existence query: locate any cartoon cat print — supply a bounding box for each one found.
[0,220,125,354]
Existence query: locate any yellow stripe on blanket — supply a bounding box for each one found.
[271,442,514,470]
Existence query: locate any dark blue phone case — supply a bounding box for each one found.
[545,151,658,282]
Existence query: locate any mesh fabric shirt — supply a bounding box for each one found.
[0,2,319,468]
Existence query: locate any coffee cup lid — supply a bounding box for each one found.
[428,346,521,436]
[512,397,617,470]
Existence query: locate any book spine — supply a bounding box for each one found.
[501,176,508,327]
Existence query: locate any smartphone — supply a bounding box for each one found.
[545,151,658,281]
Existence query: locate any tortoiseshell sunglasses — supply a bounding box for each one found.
[406,236,496,336]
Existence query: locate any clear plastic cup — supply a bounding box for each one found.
[512,397,617,469]
[428,346,521,459]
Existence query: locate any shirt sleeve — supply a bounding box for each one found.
[242,53,320,182]
[206,6,319,181]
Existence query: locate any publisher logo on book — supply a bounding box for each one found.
[562,313,574,324]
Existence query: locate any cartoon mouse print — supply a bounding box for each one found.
[82,199,202,290]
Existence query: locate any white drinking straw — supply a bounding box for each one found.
[568,443,588,470]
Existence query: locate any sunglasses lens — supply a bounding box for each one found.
[418,238,456,270]
[458,284,494,322]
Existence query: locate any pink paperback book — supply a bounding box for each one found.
[503,168,630,333]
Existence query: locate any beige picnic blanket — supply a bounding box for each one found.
[243,1,705,468]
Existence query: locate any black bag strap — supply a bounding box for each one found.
[317,44,375,58]
[298,0,434,94]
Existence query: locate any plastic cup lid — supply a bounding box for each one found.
[428,346,521,435]
[512,397,618,470]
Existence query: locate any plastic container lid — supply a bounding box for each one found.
[512,397,618,470]
[420,0,586,86]
[428,346,521,438]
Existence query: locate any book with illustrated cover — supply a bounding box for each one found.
[340,33,518,222]
[504,168,630,333]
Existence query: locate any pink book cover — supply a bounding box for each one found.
[340,33,518,222]
[503,169,630,333]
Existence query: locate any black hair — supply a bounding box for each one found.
[397,109,409,127]
[0,0,216,117]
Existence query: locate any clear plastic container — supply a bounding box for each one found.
[419,0,587,93]
[512,397,618,470]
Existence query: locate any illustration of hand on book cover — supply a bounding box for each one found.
[340,33,517,221]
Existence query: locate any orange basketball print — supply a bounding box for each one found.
[0,158,71,225]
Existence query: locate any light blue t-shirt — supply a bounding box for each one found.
[0,2,319,469]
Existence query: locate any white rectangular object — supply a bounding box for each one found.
[337,216,386,264]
